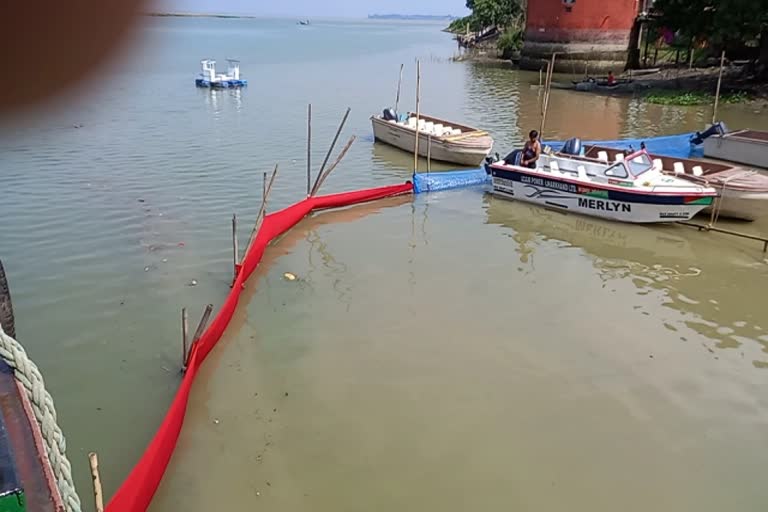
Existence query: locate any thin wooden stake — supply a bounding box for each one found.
[231,214,238,278]
[192,304,214,344]
[244,164,278,256]
[306,103,312,197]
[712,50,726,124]
[427,134,432,172]
[540,62,550,114]
[413,59,421,172]
[540,53,556,139]
[395,63,404,114]
[312,107,351,196]
[262,171,266,203]
[88,452,104,512]
[311,135,356,196]
[181,308,188,371]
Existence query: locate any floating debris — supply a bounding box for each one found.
[188,279,198,287]
[144,266,151,272]
[213,418,220,425]
[283,272,297,281]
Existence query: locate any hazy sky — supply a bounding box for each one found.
[160,0,469,17]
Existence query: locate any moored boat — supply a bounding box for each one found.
[486,144,717,224]
[582,145,768,221]
[371,109,494,167]
[703,129,768,169]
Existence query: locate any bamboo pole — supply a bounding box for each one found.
[712,50,726,124]
[262,171,266,203]
[88,452,104,512]
[181,308,188,372]
[244,164,278,256]
[413,59,421,172]
[231,214,238,278]
[395,63,404,114]
[427,134,432,172]
[312,107,351,195]
[540,62,550,115]
[306,104,312,197]
[311,135,356,196]
[192,304,214,343]
[540,54,556,138]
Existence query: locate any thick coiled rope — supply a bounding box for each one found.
[0,321,81,511]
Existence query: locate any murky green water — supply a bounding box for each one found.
[1,17,767,511]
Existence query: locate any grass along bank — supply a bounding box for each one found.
[643,90,750,106]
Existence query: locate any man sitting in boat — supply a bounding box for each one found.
[607,71,616,86]
[521,130,541,169]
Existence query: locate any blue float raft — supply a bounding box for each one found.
[195,59,248,88]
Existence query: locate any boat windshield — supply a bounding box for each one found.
[625,152,653,176]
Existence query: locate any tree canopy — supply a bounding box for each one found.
[653,0,767,47]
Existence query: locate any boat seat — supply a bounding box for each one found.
[692,165,704,176]
[673,162,685,174]
[615,153,625,161]
[577,165,588,180]
[550,161,560,174]
[652,158,663,171]
[597,151,609,162]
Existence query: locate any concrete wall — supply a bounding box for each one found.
[521,0,639,73]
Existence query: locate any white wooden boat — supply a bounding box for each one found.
[487,149,717,224]
[703,129,768,169]
[583,145,768,221]
[371,110,494,166]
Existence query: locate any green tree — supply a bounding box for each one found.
[653,0,768,72]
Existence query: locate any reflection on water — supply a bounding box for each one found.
[154,191,768,512]
[484,194,768,366]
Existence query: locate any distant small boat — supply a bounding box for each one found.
[582,144,768,221]
[195,59,247,88]
[298,19,310,25]
[703,129,768,169]
[371,109,494,166]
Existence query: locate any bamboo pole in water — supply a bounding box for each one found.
[312,135,356,196]
[306,104,312,197]
[413,59,421,172]
[540,54,556,138]
[89,452,104,512]
[181,308,188,372]
[192,304,214,344]
[244,164,278,256]
[312,107,351,196]
[395,63,404,114]
[712,50,726,124]
[427,134,432,172]
[231,214,238,278]
[540,62,550,115]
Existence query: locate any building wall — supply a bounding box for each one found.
[521,0,640,73]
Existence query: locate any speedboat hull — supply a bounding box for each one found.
[490,163,714,224]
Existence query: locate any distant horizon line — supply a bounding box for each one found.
[143,12,463,20]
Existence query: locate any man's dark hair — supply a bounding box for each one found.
[529,130,539,139]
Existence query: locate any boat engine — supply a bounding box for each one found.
[382,108,397,121]
[484,152,500,175]
[561,137,582,156]
[690,121,729,145]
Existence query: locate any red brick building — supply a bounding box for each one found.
[521,0,641,73]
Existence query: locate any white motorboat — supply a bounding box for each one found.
[486,143,717,224]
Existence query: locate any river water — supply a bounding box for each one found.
[1,17,767,511]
